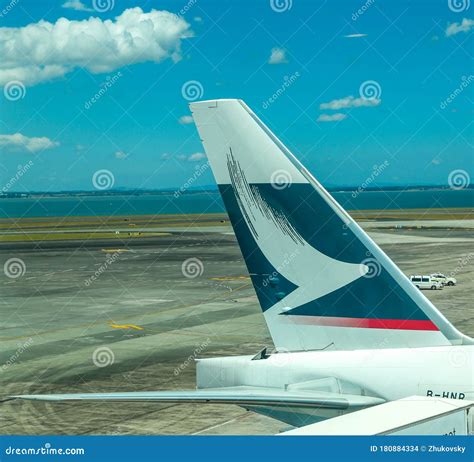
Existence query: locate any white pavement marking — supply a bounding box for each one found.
[191,417,239,435]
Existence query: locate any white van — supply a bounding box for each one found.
[409,275,443,290]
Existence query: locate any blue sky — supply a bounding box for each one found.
[0,0,472,192]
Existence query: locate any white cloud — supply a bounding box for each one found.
[0,66,67,87]
[446,18,474,37]
[317,113,347,122]
[162,152,206,161]
[114,150,128,159]
[178,115,194,124]
[344,33,368,38]
[0,133,59,152]
[268,47,288,65]
[62,0,93,12]
[188,152,206,161]
[319,95,381,110]
[0,7,192,86]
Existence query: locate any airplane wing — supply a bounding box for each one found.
[280,396,474,435]
[11,387,384,411]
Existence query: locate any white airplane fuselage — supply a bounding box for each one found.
[197,345,474,426]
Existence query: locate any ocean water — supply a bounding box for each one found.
[0,189,472,219]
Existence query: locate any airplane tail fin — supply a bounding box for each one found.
[190,99,471,351]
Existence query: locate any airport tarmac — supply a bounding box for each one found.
[0,215,473,435]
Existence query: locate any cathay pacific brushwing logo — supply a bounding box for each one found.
[226,149,370,313]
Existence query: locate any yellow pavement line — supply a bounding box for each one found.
[0,282,253,341]
[110,323,144,331]
[101,249,130,253]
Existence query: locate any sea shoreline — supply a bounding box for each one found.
[1,188,473,219]
[0,209,473,244]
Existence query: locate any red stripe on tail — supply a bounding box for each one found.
[293,316,439,331]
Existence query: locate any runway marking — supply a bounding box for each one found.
[0,281,252,341]
[192,418,238,435]
[191,413,249,435]
[123,299,174,305]
[101,249,130,253]
[210,276,250,281]
[110,323,144,331]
